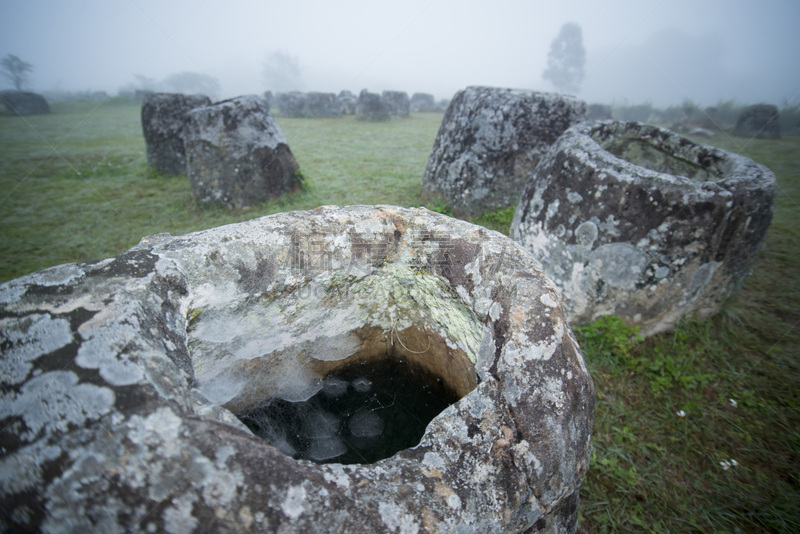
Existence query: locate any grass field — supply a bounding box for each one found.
[1,99,798,532]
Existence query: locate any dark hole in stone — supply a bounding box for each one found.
[237,358,461,464]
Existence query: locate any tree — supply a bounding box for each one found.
[1,54,34,91]
[542,23,586,94]
[263,50,303,92]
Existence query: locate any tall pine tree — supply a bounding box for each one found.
[542,23,586,94]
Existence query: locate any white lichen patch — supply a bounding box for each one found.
[0,438,63,494]
[281,485,307,520]
[24,264,85,288]
[0,371,115,442]
[589,243,648,290]
[379,501,420,534]
[75,304,146,386]
[0,313,72,385]
[539,293,558,309]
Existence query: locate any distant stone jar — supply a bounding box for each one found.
[410,92,437,113]
[735,104,781,139]
[381,90,410,117]
[141,92,211,175]
[305,92,341,117]
[422,86,587,218]
[276,91,307,117]
[511,121,776,336]
[183,95,301,208]
[0,205,594,533]
[586,103,612,122]
[337,90,357,115]
[356,89,390,120]
[0,90,50,115]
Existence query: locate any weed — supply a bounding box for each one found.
[425,198,454,217]
[469,205,516,235]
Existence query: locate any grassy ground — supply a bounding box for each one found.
[0,100,797,532]
[0,99,450,281]
[576,132,800,533]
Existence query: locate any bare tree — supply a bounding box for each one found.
[1,54,34,90]
[542,23,586,94]
[263,50,303,92]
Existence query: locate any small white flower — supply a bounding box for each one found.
[676,410,686,418]
[730,459,738,467]
[720,460,731,470]
[729,398,738,408]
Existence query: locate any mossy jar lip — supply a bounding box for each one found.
[567,120,767,189]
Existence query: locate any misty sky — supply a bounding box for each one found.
[1,0,798,107]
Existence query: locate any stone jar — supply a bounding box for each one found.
[0,90,50,116]
[511,121,776,336]
[141,92,212,175]
[0,206,593,533]
[382,90,410,118]
[422,86,587,219]
[356,90,390,121]
[735,104,781,140]
[183,95,301,208]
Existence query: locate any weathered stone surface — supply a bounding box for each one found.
[511,121,776,336]
[141,92,212,175]
[305,92,341,117]
[276,91,307,117]
[586,103,612,121]
[183,95,301,207]
[263,90,273,111]
[356,89,389,120]
[337,90,357,115]
[735,104,781,139]
[0,205,594,533]
[0,90,50,115]
[422,86,587,218]
[410,92,437,113]
[382,90,410,117]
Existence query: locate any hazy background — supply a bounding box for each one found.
[1,0,798,107]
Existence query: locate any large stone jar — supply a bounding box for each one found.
[422,86,587,218]
[511,121,776,336]
[0,206,593,533]
[183,95,301,208]
[141,92,212,175]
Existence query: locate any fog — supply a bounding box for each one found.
[1,0,798,107]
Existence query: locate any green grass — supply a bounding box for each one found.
[0,100,798,533]
[0,100,443,281]
[577,130,800,533]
